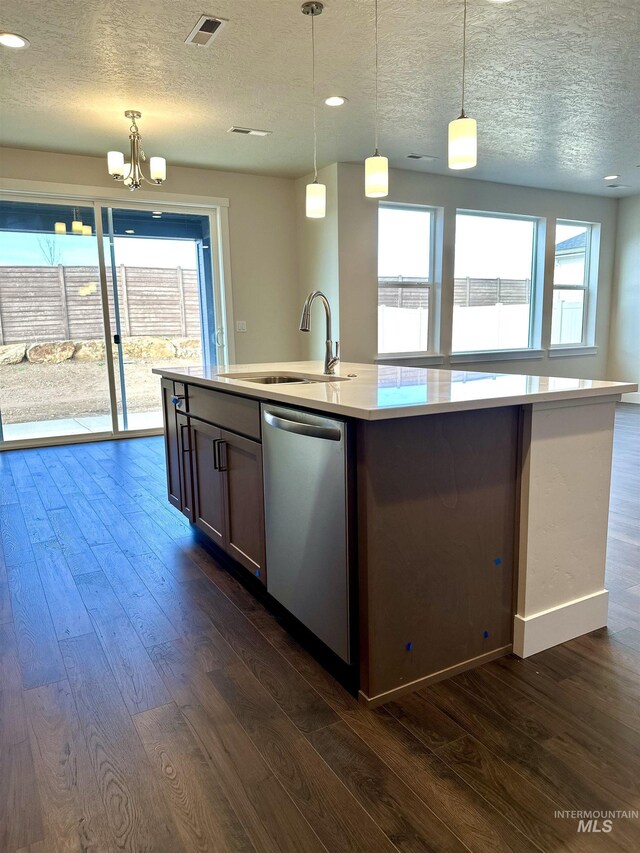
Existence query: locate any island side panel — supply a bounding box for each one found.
[356,406,519,704]
[514,396,618,657]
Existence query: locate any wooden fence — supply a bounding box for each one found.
[0,265,200,345]
[378,278,531,311]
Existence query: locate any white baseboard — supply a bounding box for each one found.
[513,589,609,657]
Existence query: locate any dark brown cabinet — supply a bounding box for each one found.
[161,378,181,511]
[176,413,194,522]
[191,420,225,549]
[161,379,266,584]
[219,429,266,580]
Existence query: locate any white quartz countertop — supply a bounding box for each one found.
[152,361,636,421]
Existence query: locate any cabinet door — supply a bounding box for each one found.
[191,420,225,548]
[161,379,181,510]
[219,430,266,582]
[176,414,194,522]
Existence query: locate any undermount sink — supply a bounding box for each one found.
[217,371,351,384]
[242,375,308,385]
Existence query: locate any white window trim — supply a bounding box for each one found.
[377,203,438,357]
[450,349,545,364]
[550,220,597,349]
[548,345,598,358]
[450,209,544,356]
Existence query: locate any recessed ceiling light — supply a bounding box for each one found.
[152,215,161,219]
[324,96,347,107]
[152,210,162,215]
[0,32,30,49]
[125,229,135,234]
[603,174,619,181]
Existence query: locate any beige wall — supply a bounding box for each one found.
[295,164,339,359]
[327,163,619,378]
[0,147,301,364]
[608,194,640,403]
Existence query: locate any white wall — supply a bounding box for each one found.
[0,147,301,364]
[608,194,640,402]
[328,163,619,378]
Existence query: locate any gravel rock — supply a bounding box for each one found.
[74,339,106,362]
[122,336,176,361]
[26,341,76,364]
[172,338,202,360]
[0,342,26,365]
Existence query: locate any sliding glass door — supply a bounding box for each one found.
[102,206,216,431]
[0,195,222,446]
[0,199,112,442]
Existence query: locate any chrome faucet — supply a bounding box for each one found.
[299,290,340,375]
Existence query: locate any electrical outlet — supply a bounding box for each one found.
[236,320,247,333]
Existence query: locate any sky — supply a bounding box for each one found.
[0,233,198,268]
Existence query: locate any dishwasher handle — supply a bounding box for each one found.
[264,410,342,442]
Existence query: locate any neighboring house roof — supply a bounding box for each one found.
[556,231,587,253]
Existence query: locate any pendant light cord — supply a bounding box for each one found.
[461,0,467,116]
[374,0,379,154]
[311,11,318,181]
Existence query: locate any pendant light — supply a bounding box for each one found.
[365,0,388,198]
[107,111,167,191]
[448,0,477,170]
[302,2,326,219]
[71,207,83,233]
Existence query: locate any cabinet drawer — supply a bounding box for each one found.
[185,384,261,440]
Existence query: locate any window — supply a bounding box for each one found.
[377,204,434,354]
[551,221,593,346]
[452,212,537,353]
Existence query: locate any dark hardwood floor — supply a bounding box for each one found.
[1,404,638,852]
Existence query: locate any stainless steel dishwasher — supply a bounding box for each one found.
[262,403,350,663]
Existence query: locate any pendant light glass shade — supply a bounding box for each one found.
[365,153,389,198]
[107,150,125,177]
[54,222,66,234]
[71,220,83,234]
[82,225,92,236]
[448,115,477,170]
[149,156,167,182]
[306,181,327,218]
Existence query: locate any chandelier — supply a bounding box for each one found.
[107,110,167,190]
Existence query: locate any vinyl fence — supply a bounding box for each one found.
[0,265,200,345]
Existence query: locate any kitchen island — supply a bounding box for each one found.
[154,361,636,706]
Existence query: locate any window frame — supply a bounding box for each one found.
[451,209,541,355]
[550,219,594,349]
[377,202,437,356]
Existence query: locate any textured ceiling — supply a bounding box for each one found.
[1,0,639,196]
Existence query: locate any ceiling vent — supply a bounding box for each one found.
[407,153,437,161]
[227,126,272,137]
[185,15,227,47]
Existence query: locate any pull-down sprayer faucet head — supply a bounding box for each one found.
[298,290,340,375]
[299,298,312,332]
